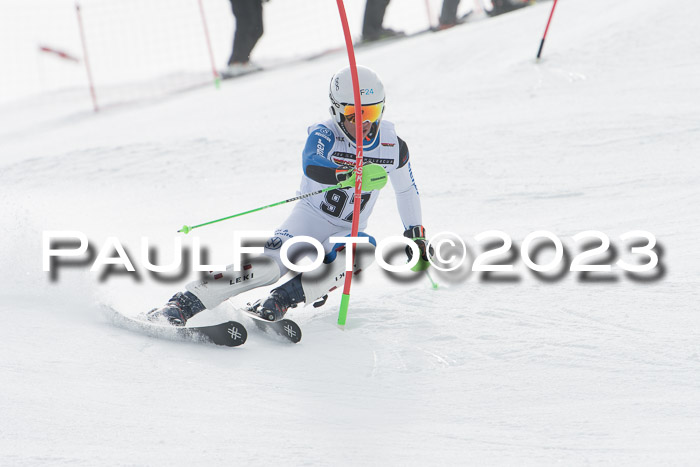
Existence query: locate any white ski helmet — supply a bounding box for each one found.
[328,65,385,143]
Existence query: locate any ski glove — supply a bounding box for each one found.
[336,164,388,191]
[404,225,434,272]
[335,166,355,187]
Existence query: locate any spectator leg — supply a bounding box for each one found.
[439,0,461,26]
[229,0,264,65]
[362,0,391,38]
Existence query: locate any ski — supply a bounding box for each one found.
[104,306,247,347]
[241,309,302,344]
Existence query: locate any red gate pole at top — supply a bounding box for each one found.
[39,45,81,63]
[536,0,559,60]
[75,1,99,112]
[424,0,434,29]
[196,0,221,88]
[335,0,364,328]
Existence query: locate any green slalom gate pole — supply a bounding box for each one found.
[178,184,343,234]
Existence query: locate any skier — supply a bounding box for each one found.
[148,66,431,325]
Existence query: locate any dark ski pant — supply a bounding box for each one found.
[362,0,390,37]
[440,0,461,26]
[229,0,263,64]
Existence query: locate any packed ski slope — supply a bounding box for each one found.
[2,0,700,464]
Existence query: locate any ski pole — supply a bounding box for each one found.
[536,0,558,60]
[178,165,388,233]
[178,184,344,234]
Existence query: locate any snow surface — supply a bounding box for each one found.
[2,0,700,464]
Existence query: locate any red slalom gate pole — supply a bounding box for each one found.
[536,0,559,60]
[75,1,99,112]
[423,0,434,29]
[39,45,80,63]
[197,0,221,88]
[335,0,364,327]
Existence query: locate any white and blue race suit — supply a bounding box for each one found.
[261,118,423,275]
[300,118,421,229]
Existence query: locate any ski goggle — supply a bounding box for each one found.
[342,102,384,124]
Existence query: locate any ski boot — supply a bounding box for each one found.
[147,291,206,326]
[256,290,293,322]
[251,275,305,321]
